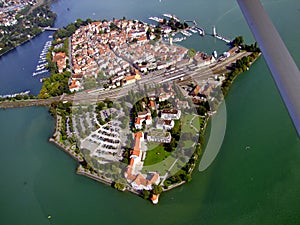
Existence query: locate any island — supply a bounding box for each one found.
[0,15,260,204]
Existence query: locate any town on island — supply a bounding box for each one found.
[0,3,260,204]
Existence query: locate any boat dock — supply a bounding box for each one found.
[32,69,49,77]
[212,26,231,43]
[0,90,30,98]
[32,37,52,77]
[163,13,180,22]
[215,34,232,44]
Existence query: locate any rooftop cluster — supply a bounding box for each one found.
[0,0,37,26]
[124,132,160,190]
[69,19,188,91]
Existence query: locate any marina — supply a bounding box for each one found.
[149,14,206,39]
[32,69,49,77]
[32,39,52,77]
[0,90,30,98]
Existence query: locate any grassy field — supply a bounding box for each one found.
[182,140,195,149]
[192,116,201,130]
[143,143,171,166]
[142,154,177,176]
[181,114,196,134]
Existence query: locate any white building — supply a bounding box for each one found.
[156,119,174,130]
[147,130,172,143]
[135,110,152,129]
[161,109,181,120]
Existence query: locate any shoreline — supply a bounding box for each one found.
[0,12,262,202]
[0,0,56,57]
[0,52,261,201]
[0,28,54,58]
[48,137,83,162]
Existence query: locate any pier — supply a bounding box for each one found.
[215,35,231,44]
[212,26,231,43]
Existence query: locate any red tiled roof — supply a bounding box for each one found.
[69,80,78,89]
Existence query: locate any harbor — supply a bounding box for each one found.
[212,26,232,44]
[0,90,30,99]
[149,14,233,45]
[32,38,52,77]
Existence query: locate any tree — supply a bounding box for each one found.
[96,102,106,111]
[232,36,244,47]
[151,110,158,118]
[84,76,97,89]
[142,190,150,199]
[107,101,113,108]
[183,22,189,29]
[185,174,192,183]
[113,182,125,191]
[187,48,196,58]
[152,184,163,195]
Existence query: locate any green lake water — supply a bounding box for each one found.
[0,0,300,224]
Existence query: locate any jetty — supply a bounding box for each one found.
[212,26,231,43]
[215,35,231,44]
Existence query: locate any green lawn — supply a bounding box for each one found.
[143,143,171,166]
[147,141,162,151]
[181,114,196,134]
[183,140,195,149]
[142,154,177,176]
[191,116,202,131]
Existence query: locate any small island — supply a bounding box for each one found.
[0,15,260,204]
